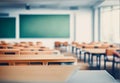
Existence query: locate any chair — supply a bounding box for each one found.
[36,41,42,47]
[112,50,120,72]
[0,41,8,45]
[61,42,68,52]
[71,41,78,53]
[63,42,68,46]
[28,42,34,46]
[104,48,120,69]
[54,41,61,47]
[0,41,9,49]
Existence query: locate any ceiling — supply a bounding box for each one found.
[0,0,119,10]
[98,0,120,7]
[0,0,105,10]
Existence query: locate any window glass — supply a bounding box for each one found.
[100,6,120,43]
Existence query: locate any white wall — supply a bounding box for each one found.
[94,8,99,41]
[75,8,93,43]
[0,8,93,48]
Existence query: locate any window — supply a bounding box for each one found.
[100,6,120,43]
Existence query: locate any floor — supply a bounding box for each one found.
[59,47,120,82]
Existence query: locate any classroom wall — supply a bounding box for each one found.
[94,8,99,42]
[0,8,93,48]
[75,8,93,43]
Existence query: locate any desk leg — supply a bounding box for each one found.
[72,46,74,53]
[43,62,48,65]
[112,55,115,74]
[75,48,78,55]
[98,55,101,70]
[91,54,93,66]
[75,48,78,58]
[88,53,91,64]
[84,52,87,63]
[79,50,82,61]
[104,55,106,69]
[96,55,99,68]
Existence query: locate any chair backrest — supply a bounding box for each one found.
[72,41,78,45]
[28,42,34,46]
[0,41,8,45]
[63,42,68,46]
[36,41,42,47]
[54,41,61,47]
[106,48,118,56]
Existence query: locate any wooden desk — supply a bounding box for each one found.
[0,49,60,55]
[20,50,60,55]
[0,55,77,65]
[0,49,20,55]
[83,48,106,54]
[83,49,106,69]
[20,47,51,51]
[0,66,116,83]
[0,66,78,83]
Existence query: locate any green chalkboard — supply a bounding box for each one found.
[0,17,16,38]
[20,14,70,38]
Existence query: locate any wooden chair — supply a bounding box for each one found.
[28,42,34,46]
[54,41,61,47]
[61,41,68,52]
[104,48,120,69]
[112,51,120,70]
[63,42,68,46]
[0,45,6,49]
[36,41,42,47]
[0,41,8,45]
[0,41,9,49]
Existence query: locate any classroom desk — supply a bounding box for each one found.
[71,45,76,53]
[0,49,60,55]
[0,66,116,83]
[20,50,60,55]
[83,49,106,69]
[0,49,20,55]
[20,47,53,51]
[0,66,77,83]
[0,55,77,65]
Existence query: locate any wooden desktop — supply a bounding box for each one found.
[0,55,77,65]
